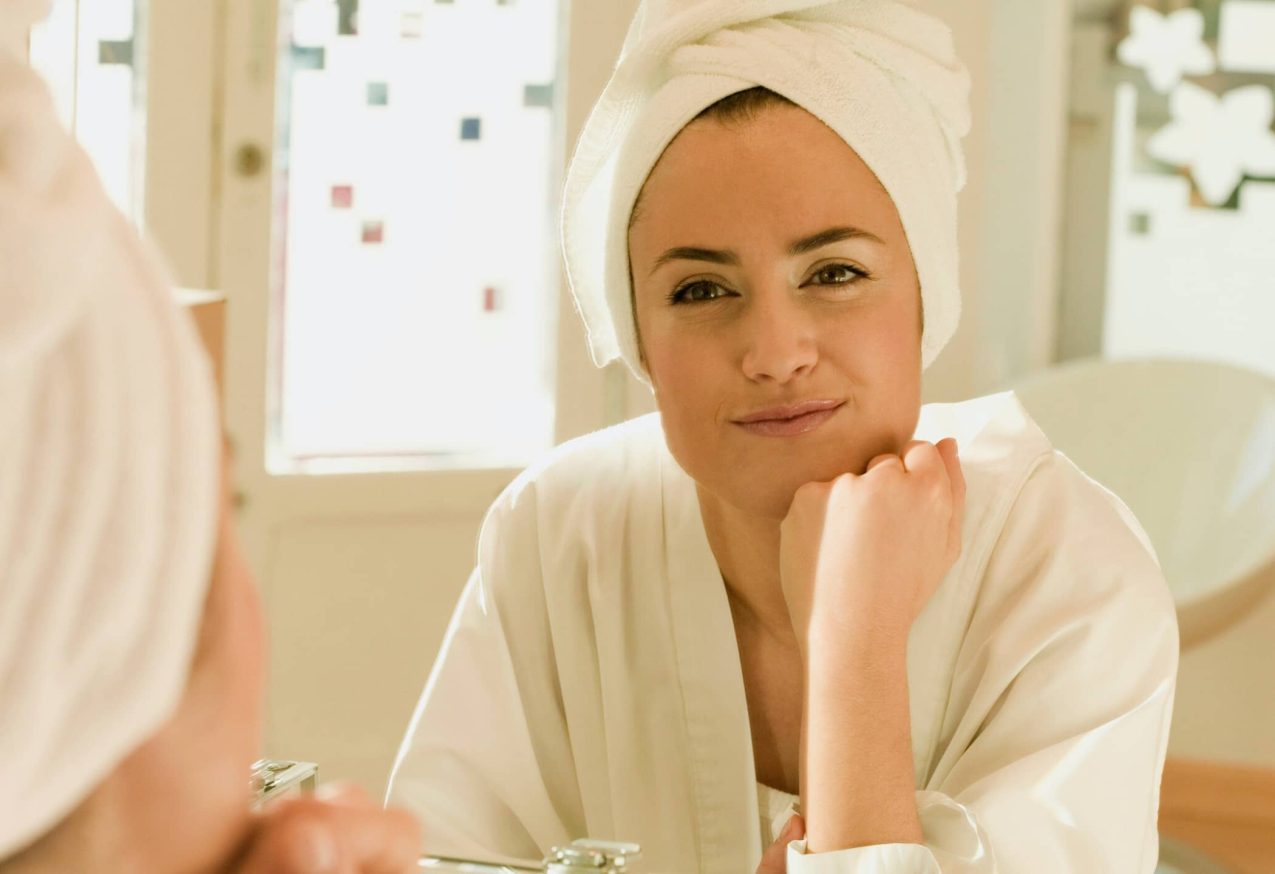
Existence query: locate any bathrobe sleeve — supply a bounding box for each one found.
[785,450,1179,873]
[385,480,582,866]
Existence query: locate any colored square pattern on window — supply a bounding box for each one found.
[271,0,563,460]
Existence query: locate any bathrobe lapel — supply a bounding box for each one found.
[658,439,764,872]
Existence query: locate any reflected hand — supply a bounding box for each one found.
[756,814,804,874]
[227,783,423,874]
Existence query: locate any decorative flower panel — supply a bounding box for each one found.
[1104,0,1275,378]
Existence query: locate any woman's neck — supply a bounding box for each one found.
[695,482,798,647]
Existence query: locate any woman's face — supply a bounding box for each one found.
[628,103,924,520]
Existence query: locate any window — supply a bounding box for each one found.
[268,0,564,470]
[28,0,147,223]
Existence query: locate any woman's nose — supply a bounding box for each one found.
[739,290,817,384]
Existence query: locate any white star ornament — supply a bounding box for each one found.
[1117,6,1216,93]
[1146,82,1275,206]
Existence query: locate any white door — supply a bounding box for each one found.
[213,0,648,795]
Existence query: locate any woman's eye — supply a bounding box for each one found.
[668,281,731,304]
[667,264,867,305]
[813,263,868,285]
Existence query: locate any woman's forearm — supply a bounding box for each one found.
[800,627,923,852]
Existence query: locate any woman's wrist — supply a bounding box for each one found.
[800,607,910,671]
[800,629,922,851]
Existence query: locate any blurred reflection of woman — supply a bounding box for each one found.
[0,5,421,871]
[388,3,1179,872]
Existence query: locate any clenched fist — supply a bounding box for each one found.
[779,438,965,657]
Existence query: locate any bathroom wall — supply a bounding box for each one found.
[916,0,1071,405]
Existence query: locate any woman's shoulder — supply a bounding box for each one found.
[916,390,1052,478]
[917,391,1056,543]
[910,393,1178,741]
[928,390,1158,562]
[933,391,1170,625]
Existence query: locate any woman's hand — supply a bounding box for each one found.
[756,814,805,874]
[779,438,965,657]
[227,783,423,874]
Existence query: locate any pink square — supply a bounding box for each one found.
[331,185,354,209]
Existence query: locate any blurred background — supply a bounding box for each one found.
[23,0,1275,869]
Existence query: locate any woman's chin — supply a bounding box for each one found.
[677,434,878,518]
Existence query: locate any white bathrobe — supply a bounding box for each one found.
[387,391,1178,873]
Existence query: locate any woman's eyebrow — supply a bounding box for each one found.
[648,225,884,277]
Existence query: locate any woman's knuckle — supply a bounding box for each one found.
[793,479,821,500]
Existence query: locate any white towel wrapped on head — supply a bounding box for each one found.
[560,0,972,385]
[0,14,220,859]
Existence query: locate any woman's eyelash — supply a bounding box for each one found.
[666,263,870,304]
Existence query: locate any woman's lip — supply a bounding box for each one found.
[732,403,844,437]
[733,399,844,424]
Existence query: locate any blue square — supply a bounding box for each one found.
[460,117,481,140]
[291,45,326,71]
[367,82,389,106]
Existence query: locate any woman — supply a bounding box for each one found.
[387,2,1178,872]
[0,6,421,870]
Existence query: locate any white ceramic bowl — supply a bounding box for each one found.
[1008,357,1275,650]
